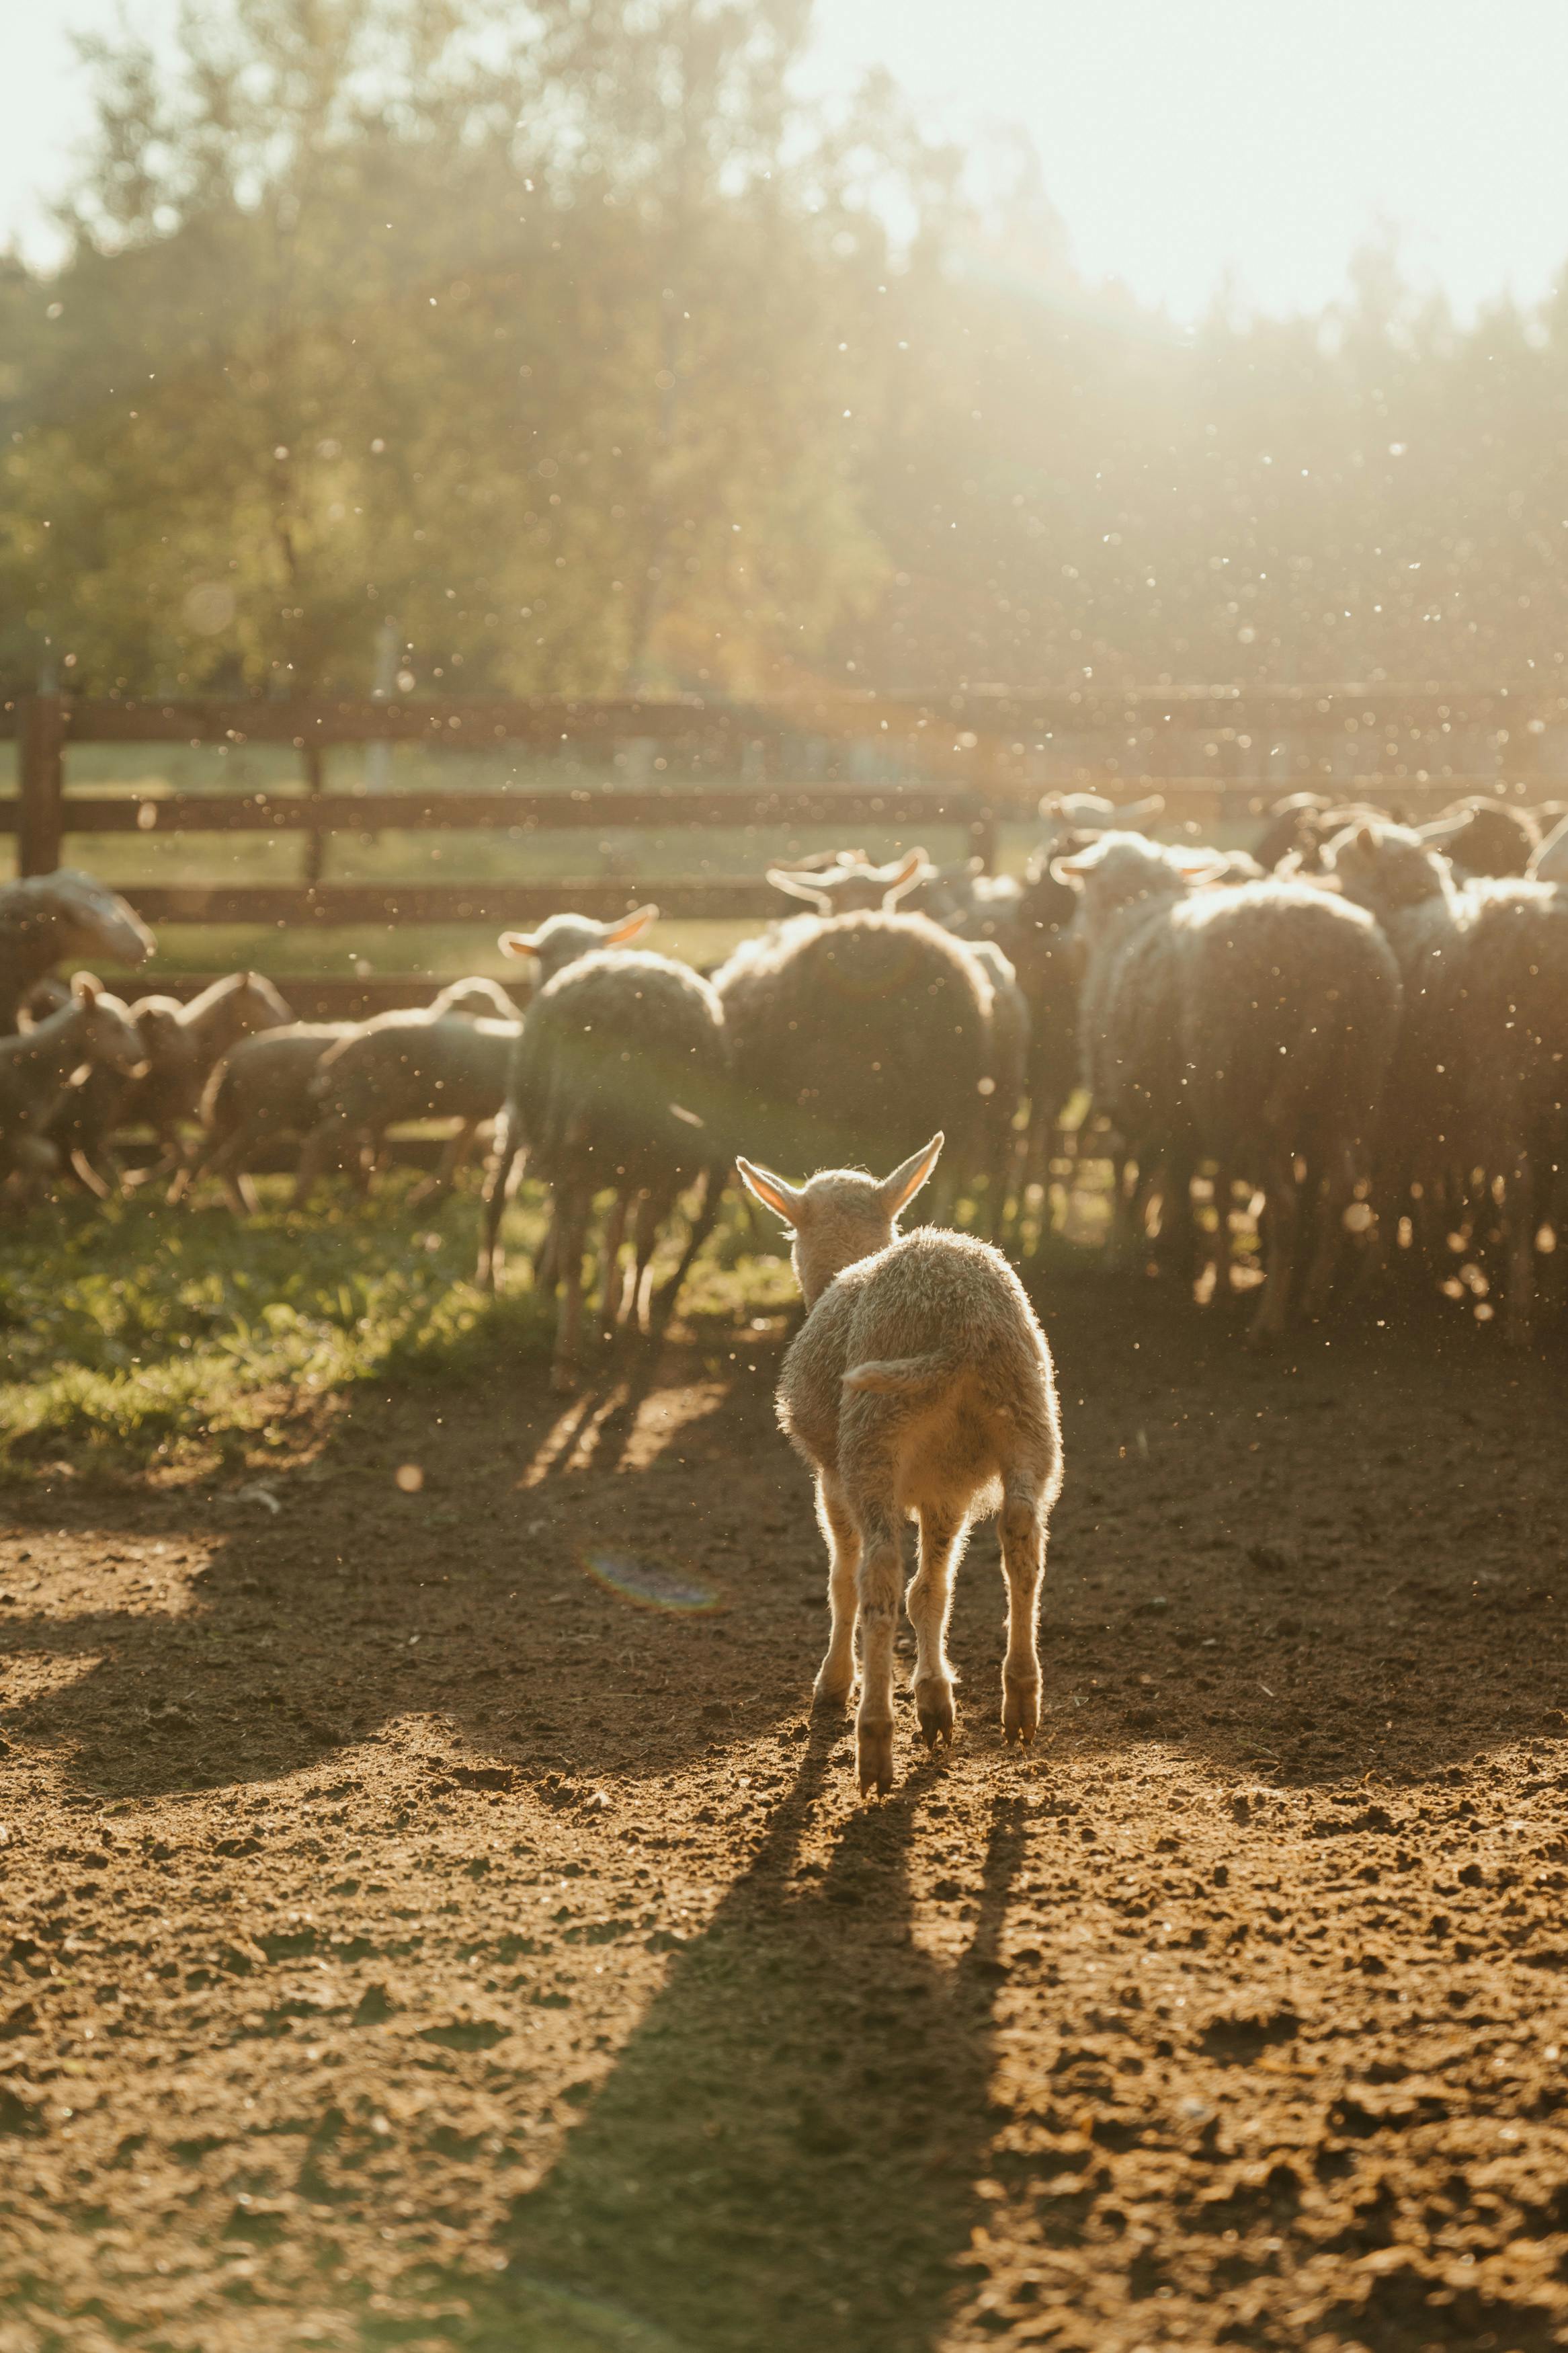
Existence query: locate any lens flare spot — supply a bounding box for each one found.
[583,1549,723,1614]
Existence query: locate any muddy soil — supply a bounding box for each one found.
[2,1277,1567,2352]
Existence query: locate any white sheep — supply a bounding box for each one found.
[739,1135,1063,1796]
[479,907,729,1388]
[1055,832,1403,1339]
[1324,820,1568,1345]
[0,976,149,1194]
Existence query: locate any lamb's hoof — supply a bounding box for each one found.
[856,1722,895,1797]
[913,1676,956,1748]
[1002,1676,1040,1745]
[1245,1316,1285,1352]
[812,1667,852,1712]
[549,1363,580,1395]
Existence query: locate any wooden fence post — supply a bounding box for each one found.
[302,744,326,886]
[17,692,67,876]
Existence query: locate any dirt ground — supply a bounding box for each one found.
[2,1273,1567,2353]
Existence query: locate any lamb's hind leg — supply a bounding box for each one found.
[853,1502,904,1796]
[999,1480,1049,1743]
[907,1505,964,1747]
[811,1472,860,1710]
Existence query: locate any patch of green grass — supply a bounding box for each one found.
[0,1179,559,1480]
[0,1174,803,1483]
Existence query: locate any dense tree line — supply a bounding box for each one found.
[3,0,1566,703]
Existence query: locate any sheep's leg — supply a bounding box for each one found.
[599,1188,630,1337]
[188,1117,267,1215]
[532,1205,559,1293]
[628,1188,665,1334]
[409,1120,478,1207]
[907,1505,964,1746]
[551,1183,592,1392]
[853,1503,904,1796]
[477,1110,524,1289]
[999,1482,1048,1744]
[1504,1144,1538,1350]
[1301,1142,1359,1320]
[293,1119,345,1209]
[651,1162,728,1334]
[1249,1152,1300,1345]
[812,1472,860,1709]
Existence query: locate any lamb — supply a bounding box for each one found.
[295,1008,520,1207]
[1323,820,1568,1345]
[478,907,729,1388]
[174,1024,358,1212]
[0,871,155,1032]
[46,970,293,1195]
[0,975,149,1193]
[1055,833,1403,1341]
[737,1135,1063,1796]
[712,905,996,1216]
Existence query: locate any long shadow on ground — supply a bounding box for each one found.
[451,1729,1025,2353]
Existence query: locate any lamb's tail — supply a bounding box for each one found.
[842,1352,952,1396]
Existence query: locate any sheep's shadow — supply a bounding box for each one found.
[0,1332,794,1801]
[462,1730,1025,2353]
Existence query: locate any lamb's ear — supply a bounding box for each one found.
[71,971,101,1006]
[499,930,540,959]
[881,846,933,906]
[1049,852,1091,888]
[1175,852,1228,883]
[766,867,832,912]
[736,1156,805,1224]
[604,903,658,945]
[1354,823,1379,856]
[880,1131,944,1217]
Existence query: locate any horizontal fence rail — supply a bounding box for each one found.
[2,686,1561,994]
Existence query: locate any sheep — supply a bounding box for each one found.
[737,1134,1063,1796]
[428,974,518,1021]
[0,872,155,1031]
[712,907,995,1219]
[1055,833,1403,1341]
[1421,797,1539,879]
[755,852,1029,1232]
[295,1011,520,1207]
[1529,812,1568,887]
[764,847,931,918]
[0,975,149,1193]
[1253,793,1398,875]
[478,909,729,1388]
[174,1024,358,1213]
[46,970,294,1195]
[1323,820,1568,1345]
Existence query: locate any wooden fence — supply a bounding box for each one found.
[1,682,1559,1014]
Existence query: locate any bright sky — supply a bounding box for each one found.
[5,0,1568,322]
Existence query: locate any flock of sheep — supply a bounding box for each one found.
[1,781,1565,1384]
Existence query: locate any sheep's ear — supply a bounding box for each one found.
[1354,824,1379,855]
[604,903,658,945]
[71,971,101,1006]
[880,1132,944,1217]
[1049,852,1090,888]
[766,867,832,911]
[736,1156,805,1223]
[499,930,540,959]
[1175,852,1228,882]
[881,846,932,905]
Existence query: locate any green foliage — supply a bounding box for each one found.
[6,0,1567,703]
